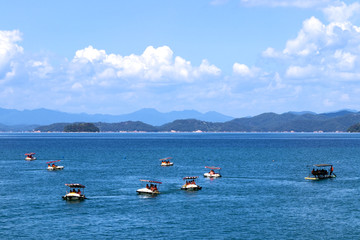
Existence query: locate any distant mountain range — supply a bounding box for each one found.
[1,108,360,132]
[33,109,360,133]
[0,107,233,126]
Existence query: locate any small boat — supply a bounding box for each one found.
[203,166,222,178]
[47,160,64,171]
[160,157,174,166]
[136,179,162,195]
[62,183,86,201]
[305,164,336,180]
[181,176,202,191]
[25,153,36,161]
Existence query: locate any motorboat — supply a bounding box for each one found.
[136,179,162,194]
[160,157,174,166]
[62,183,86,201]
[203,166,222,178]
[181,176,202,191]
[47,160,64,171]
[305,164,336,180]
[25,153,36,161]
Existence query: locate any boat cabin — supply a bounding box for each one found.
[62,183,86,201]
[204,166,222,178]
[305,164,336,180]
[137,179,162,194]
[181,176,202,191]
[25,153,36,161]
[160,157,174,166]
[47,160,64,171]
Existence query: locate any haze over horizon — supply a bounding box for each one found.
[1,1,360,118]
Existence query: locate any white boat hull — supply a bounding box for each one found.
[62,193,85,201]
[47,166,64,171]
[136,187,160,194]
[25,157,36,161]
[161,162,174,166]
[305,174,336,180]
[181,184,202,191]
[204,173,221,178]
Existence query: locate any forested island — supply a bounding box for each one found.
[63,123,100,132]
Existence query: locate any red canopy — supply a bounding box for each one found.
[183,176,198,180]
[46,160,61,164]
[205,166,221,170]
[25,153,35,156]
[160,157,172,161]
[65,183,85,188]
[140,179,162,184]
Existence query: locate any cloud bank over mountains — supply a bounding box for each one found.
[1,1,360,116]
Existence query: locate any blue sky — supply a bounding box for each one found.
[1,0,360,117]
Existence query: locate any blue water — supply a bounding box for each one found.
[1,133,360,239]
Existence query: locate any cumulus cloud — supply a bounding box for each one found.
[323,2,360,22]
[232,63,260,78]
[0,30,23,79]
[71,45,220,83]
[261,1,360,85]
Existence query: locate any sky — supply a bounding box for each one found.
[1,0,360,117]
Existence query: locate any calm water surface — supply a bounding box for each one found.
[1,133,360,239]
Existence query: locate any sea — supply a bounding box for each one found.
[1,132,360,239]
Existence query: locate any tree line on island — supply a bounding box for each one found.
[33,110,360,132]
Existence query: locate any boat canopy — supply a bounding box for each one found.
[160,157,172,161]
[313,164,333,167]
[47,160,61,164]
[183,176,198,180]
[65,183,85,188]
[205,166,221,170]
[25,152,35,156]
[140,179,162,184]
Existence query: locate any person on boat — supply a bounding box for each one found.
[48,164,51,167]
[72,188,76,193]
[154,185,158,191]
[209,170,215,175]
[146,184,150,189]
[330,165,334,175]
[77,189,81,195]
[52,163,56,167]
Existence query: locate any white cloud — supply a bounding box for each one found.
[323,2,360,22]
[333,50,356,71]
[28,60,54,79]
[232,63,261,78]
[262,47,284,58]
[285,65,317,78]
[240,0,333,8]
[73,45,106,63]
[71,45,220,83]
[283,17,325,56]
[0,30,23,78]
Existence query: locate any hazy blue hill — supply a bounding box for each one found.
[222,112,360,132]
[5,108,360,132]
[0,107,233,126]
[319,110,358,118]
[0,123,39,132]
